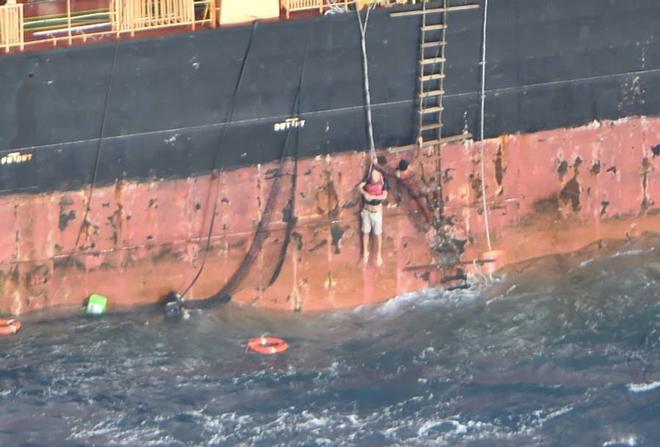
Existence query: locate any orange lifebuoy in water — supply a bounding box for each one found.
[247,336,289,355]
[0,319,22,336]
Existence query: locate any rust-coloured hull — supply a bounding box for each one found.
[1,116,659,315]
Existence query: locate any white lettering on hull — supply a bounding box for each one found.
[1,152,33,166]
[274,117,306,132]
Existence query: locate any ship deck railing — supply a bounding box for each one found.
[0,0,421,54]
[1,0,217,53]
[0,0,24,52]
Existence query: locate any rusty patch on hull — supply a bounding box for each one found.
[1,116,660,315]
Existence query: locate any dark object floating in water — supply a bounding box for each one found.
[164,292,189,320]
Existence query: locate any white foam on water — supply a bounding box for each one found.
[418,346,436,360]
[365,288,445,316]
[413,416,508,445]
[362,285,483,319]
[69,419,178,446]
[60,396,617,446]
[626,381,660,393]
[417,418,465,437]
[579,258,594,267]
[611,249,645,259]
[297,410,331,429]
[532,404,574,425]
[603,435,638,446]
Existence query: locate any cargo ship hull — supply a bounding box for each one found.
[0,0,659,314]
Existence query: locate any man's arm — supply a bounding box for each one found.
[358,182,374,200]
[374,189,388,200]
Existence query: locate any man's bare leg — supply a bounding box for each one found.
[375,233,383,266]
[362,232,370,264]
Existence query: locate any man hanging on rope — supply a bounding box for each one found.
[359,168,388,266]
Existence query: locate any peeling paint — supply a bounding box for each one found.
[308,239,327,252]
[58,210,76,231]
[469,173,482,200]
[494,145,505,195]
[560,176,581,212]
[1,116,659,315]
[315,176,339,217]
[330,224,345,254]
[557,160,569,180]
[640,157,654,212]
[600,200,610,216]
[291,231,304,251]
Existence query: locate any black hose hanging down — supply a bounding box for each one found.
[178,25,310,310]
[177,21,259,300]
[267,39,309,288]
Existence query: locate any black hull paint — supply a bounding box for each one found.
[0,0,659,194]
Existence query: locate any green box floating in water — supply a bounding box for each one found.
[86,294,108,315]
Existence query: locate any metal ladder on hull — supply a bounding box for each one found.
[416,0,470,289]
[417,0,449,146]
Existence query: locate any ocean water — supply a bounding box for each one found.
[1,237,659,446]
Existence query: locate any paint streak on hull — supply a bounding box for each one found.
[1,116,658,315]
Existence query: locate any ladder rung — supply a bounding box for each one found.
[420,123,443,132]
[422,24,447,31]
[420,57,446,65]
[420,133,473,149]
[422,40,446,49]
[391,4,481,18]
[420,106,444,114]
[420,73,445,81]
[419,89,445,98]
[423,8,453,16]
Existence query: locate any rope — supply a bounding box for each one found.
[54,40,118,296]
[479,0,493,252]
[185,29,311,308]
[75,41,119,251]
[179,22,258,298]
[356,3,378,167]
[267,39,309,287]
[205,62,309,307]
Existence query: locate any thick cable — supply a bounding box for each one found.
[179,22,258,298]
[201,61,309,307]
[184,26,310,307]
[267,49,308,287]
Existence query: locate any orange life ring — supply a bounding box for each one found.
[0,319,22,336]
[247,336,289,355]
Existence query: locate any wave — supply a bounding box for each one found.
[602,435,639,446]
[626,381,660,394]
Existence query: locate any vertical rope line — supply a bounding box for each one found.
[356,3,377,164]
[71,41,119,257]
[479,0,492,252]
[49,41,119,302]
